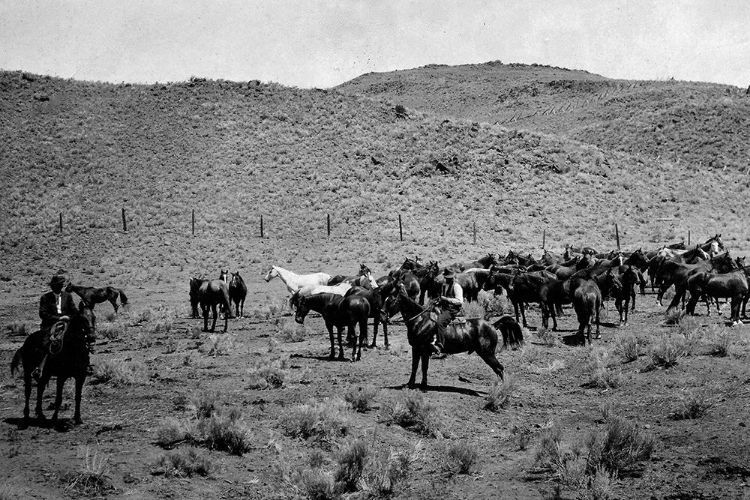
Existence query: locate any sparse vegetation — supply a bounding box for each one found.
[280,397,352,445]
[91,359,149,386]
[583,347,625,389]
[247,358,288,389]
[343,385,379,412]
[65,446,113,497]
[484,377,514,412]
[614,332,639,362]
[153,448,213,477]
[441,440,479,475]
[380,390,443,437]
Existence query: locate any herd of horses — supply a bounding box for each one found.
[11,233,749,427]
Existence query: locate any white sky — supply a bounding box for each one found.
[1,0,748,88]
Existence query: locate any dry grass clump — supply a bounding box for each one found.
[440,440,480,476]
[199,410,252,455]
[484,377,515,412]
[278,318,307,343]
[247,358,288,389]
[344,385,380,413]
[65,446,113,497]
[201,333,236,356]
[152,448,213,477]
[4,322,31,337]
[97,322,127,341]
[280,397,352,445]
[91,359,149,386]
[535,326,558,346]
[477,291,508,319]
[155,418,196,448]
[669,388,714,420]
[509,423,533,451]
[583,347,625,389]
[380,390,443,437]
[649,333,688,368]
[707,324,733,357]
[613,332,639,362]
[534,416,655,498]
[462,301,486,320]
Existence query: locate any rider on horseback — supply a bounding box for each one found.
[431,268,464,356]
[33,275,78,380]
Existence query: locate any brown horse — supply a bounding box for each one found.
[11,303,96,427]
[229,272,247,318]
[65,283,128,313]
[294,293,370,362]
[386,283,504,389]
[572,271,623,345]
[685,267,748,325]
[194,279,231,332]
[345,277,398,348]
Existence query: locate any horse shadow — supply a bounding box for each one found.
[4,416,75,432]
[384,384,485,397]
[289,353,357,363]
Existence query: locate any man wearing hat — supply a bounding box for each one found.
[432,268,464,356]
[33,275,78,379]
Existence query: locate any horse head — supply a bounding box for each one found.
[294,295,309,324]
[219,269,229,283]
[264,267,277,282]
[75,301,97,344]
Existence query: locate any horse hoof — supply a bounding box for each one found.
[368,344,376,349]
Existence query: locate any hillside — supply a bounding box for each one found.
[1,69,748,291]
[337,62,750,171]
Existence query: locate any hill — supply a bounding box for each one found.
[0,69,748,291]
[337,61,750,171]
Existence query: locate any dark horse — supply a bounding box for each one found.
[11,303,96,427]
[572,270,622,346]
[191,279,231,332]
[386,283,504,389]
[229,272,247,318]
[65,283,128,313]
[294,293,370,362]
[345,277,398,348]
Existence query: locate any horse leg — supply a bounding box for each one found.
[370,318,379,348]
[202,305,210,332]
[594,298,601,340]
[336,327,345,360]
[420,350,430,390]
[325,322,336,360]
[210,304,219,332]
[357,318,367,361]
[71,376,85,425]
[407,348,420,388]
[519,302,528,328]
[22,371,32,425]
[35,375,49,421]
[51,376,66,424]
[478,351,504,381]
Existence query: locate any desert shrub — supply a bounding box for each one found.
[155,419,196,448]
[201,334,235,356]
[510,423,533,451]
[462,301,486,320]
[91,359,148,386]
[441,440,479,475]
[676,314,702,340]
[380,390,443,437]
[477,291,507,318]
[663,307,684,326]
[200,411,252,455]
[65,446,113,497]
[97,322,126,341]
[586,416,655,475]
[484,377,514,412]
[649,333,687,368]
[135,330,154,348]
[192,391,218,419]
[280,397,352,444]
[163,336,178,354]
[153,448,213,477]
[247,359,287,389]
[535,326,558,346]
[334,439,368,492]
[519,342,542,367]
[344,385,379,413]
[5,322,30,336]
[279,319,307,342]
[613,332,639,362]
[583,347,625,389]
[708,324,733,357]
[362,442,421,496]
[669,389,713,420]
[534,425,562,469]
[294,469,338,500]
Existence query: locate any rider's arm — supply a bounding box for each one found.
[441,284,463,306]
[39,294,59,324]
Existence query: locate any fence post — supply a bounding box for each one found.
[121,208,127,232]
[688,230,690,246]
[542,229,546,249]
[473,221,477,245]
[327,214,331,238]
[59,213,63,233]
[260,215,264,238]
[192,209,195,236]
[398,214,403,241]
[615,223,620,250]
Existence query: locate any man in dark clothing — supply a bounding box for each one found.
[431,268,464,356]
[33,275,78,380]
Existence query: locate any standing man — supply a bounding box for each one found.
[33,275,78,379]
[431,268,464,355]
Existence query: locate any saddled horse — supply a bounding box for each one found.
[11,303,96,427]
[294,293,370,362]
[685,266,748,325]
[194,279,231,332]
[65,283,128,313]
[385,283,505,389]
[229,272,247,317]
[264,266,332,294]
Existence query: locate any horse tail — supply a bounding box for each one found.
[118,289,129,306]
[10,345,24,376]
[222,285,232,317]
[494,316,524,349]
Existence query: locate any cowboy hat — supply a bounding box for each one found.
[443,268,455,278]
[49,275,66,287]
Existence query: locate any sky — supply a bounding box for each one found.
[1,0,748,89]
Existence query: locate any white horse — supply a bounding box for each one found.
[264,266,332,294]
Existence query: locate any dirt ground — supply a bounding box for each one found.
[1,264,750,500]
